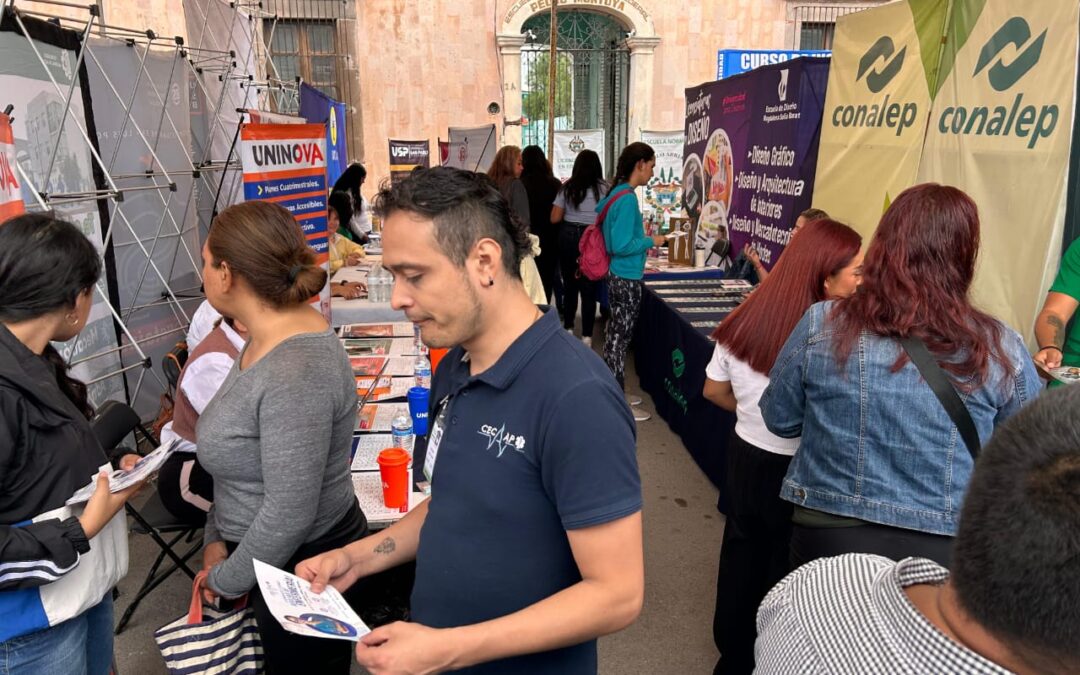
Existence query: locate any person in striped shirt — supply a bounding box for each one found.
[755,384,1080,674]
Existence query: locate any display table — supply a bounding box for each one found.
[351,472,427,529]
[330,264,408,327]
[633,275,746,506]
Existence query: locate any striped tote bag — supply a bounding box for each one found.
[155,571,263,674]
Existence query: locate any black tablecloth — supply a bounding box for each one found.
[634,279,744,510]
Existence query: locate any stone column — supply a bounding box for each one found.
[497,34,526,148]
[626,36,661,142]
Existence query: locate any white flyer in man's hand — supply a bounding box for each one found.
[66,440,180,505]
[253,559,371,642]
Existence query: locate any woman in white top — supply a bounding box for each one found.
[551,149,607,346]
[331,163,372,243]
[704,219,863,675]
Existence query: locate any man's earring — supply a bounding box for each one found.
[488,278,495,287]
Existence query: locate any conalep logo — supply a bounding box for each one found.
[831,36,918,137]
[857,36,907,93]
[938,16,1057,149]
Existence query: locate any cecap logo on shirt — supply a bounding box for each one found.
[478,423,526,458]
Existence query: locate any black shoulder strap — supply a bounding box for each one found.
[899,337,981,460]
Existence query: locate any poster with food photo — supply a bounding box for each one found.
[682,58,829,271]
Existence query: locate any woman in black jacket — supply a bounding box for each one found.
[519,145,562,304]
[0,213,143,674]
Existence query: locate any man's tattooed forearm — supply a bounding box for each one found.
[1048,315,1065,348]
[373,537,396,555]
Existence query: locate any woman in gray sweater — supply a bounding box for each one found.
[196,201,366,674]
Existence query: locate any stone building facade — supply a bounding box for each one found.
[17,0,887,189]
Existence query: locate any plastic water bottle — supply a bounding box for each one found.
[391,413,414,454]
[367,263,391,303]
[414,353,432,389]
[413,323,428,356]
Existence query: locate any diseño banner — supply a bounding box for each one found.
[552,129,605,180]
[388,139,430,185]
[240,123,330,318]
[683,58,830,270]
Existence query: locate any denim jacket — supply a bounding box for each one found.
[760,301,1041,535]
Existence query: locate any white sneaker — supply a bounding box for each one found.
[626,395,642,407]
[632,409,651,422]
[582,336,592,347]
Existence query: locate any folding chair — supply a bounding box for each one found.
[90,401,203,634]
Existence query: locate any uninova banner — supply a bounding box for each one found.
[683,58,830,270]
[240,123,330,317]
[552,129,605,180]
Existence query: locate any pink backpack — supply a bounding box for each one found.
[578,188,633,281]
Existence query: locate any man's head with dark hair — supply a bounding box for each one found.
[372,167,535,350]
[373,167,529,277]
[951,384,1080,673]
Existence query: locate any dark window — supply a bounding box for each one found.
[799,21,835,50]
[265,20,340,113]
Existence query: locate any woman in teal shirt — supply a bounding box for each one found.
[597,142,666,407]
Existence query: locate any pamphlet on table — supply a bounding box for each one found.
[354,376,413,402]
[340,322,414,338]
[356,402,410,432]
[67,440,180,505]
[342,337,415,357]
[350,433,393,471]
[349,356,415,378]
[252,559,370,642]
[351,472,427,521]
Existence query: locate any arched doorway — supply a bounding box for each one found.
[519,10,629,172]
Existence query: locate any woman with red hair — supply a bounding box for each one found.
[761,183,1041,572]
[705,219,863,675]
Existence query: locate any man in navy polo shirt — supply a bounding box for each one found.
[297,167,644,674]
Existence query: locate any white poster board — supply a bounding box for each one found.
[552,129,605,180]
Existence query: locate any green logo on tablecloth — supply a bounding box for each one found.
[672,348,686,379]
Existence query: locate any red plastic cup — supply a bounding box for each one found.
[376,448,410,509]
[429,348,449,375]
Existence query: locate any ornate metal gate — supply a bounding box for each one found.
[520,11,630,173]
